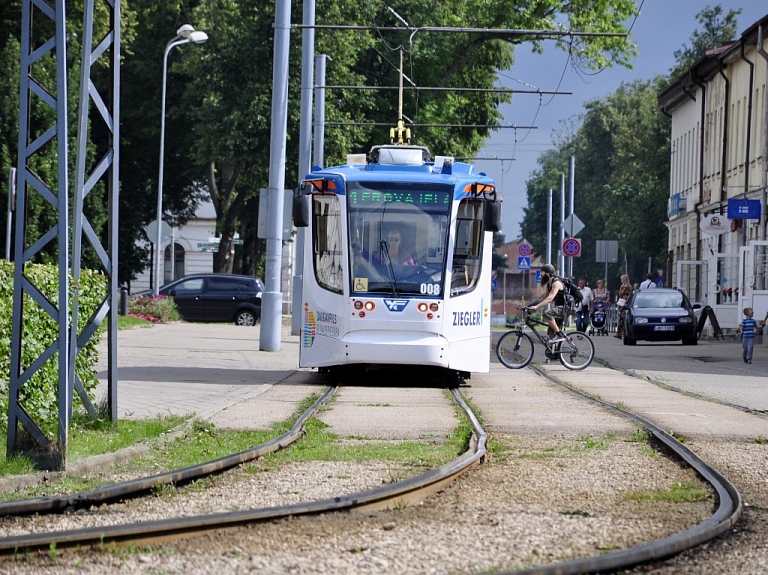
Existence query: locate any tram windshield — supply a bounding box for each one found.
[348,182,452,296]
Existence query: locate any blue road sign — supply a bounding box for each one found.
[491,278,498,291]
[535,270,541,285]
[517,256,531,270]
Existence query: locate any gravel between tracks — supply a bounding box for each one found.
[5,431,765,575]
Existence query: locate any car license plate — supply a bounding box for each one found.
[653,326,675,331]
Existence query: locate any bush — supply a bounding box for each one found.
[128,294,179,323]
[0,260,106,434]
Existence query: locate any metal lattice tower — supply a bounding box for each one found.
[8,0,120,470]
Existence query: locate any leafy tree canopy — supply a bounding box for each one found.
[667,3,741,83]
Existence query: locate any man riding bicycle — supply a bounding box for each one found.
[527,264,569,343]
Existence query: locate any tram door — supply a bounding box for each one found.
[739,241,768,319]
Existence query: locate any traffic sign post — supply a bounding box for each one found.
[562,238,581,258]
[562,213,584,237]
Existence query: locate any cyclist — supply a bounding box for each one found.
[527,264,569,343]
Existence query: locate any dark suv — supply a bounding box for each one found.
[623,287,700,346]
[158,274,264,326]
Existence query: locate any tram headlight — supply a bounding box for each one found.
[364,301,375,311]
[417,302,428,313]
[429,303,439,312]
[354,300,363,310]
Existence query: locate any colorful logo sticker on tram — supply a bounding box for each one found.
[303,308,317,348]
[383,299,409,312]
[303,306,341,346]
[452,299,486,327]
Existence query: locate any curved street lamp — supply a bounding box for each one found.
[154,25,208,295]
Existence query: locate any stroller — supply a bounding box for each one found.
[589,301,608,336]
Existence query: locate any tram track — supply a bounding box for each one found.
[0,385,485,556]
[0,365,745,573]
[503,363,743,575]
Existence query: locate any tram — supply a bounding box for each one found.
[293,138,501,379]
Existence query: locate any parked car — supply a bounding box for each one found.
[141,274,264,326]
[622,287,700,346]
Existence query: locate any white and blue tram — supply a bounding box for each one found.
[293,144,501,379]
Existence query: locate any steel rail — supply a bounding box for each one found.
[501,365,743,575]
[0,387,337,517]
[0,388,486,554]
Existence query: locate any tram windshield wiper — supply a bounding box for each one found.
[379,239,400,296]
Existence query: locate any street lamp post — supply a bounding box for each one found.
[155,25,208,295]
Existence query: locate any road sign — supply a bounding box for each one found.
[727,198,761,219]
[595,240,618,263]
[562,213,585,237]
[145,220,171,244]
[517,256,531,270]
[197,242,220,253]
[491,278,498,291]
[562,238,581,257]
[518,243,531,257]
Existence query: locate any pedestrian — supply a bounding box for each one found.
[590,279,610,313]
[633,283,640,293]
[640,273,656,290]
[739,307,766,364]
[615,274,632,338]
[575,277,592,333]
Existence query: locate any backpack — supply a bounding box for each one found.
[557,276,583,307]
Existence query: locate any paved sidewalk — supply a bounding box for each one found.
[586,334,768,413]
[94,321,318,427]
[96,323,768,433]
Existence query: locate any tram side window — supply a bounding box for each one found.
[451,199,484,296]
[312,195,344,293]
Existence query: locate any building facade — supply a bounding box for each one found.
[659,14,768,331]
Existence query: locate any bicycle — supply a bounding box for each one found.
[495,306,595,370]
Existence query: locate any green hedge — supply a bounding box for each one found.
[0,260,106,434]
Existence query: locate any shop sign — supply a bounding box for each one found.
[699,214,730,235]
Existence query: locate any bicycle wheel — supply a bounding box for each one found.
[558,331,595,370]
[496,330,535,369]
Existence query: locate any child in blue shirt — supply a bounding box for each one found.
[738,308,767,364]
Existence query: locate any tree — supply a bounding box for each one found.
[667,4,741,83]
[2,1,640,280]
[155,0,639,275]
[521,79,670,287]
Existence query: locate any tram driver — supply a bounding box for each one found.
[373,228,415,266]
[526,264,569,343]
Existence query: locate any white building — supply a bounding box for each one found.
[130,199,295,315]
[658,14,768,331]
[130,200,216,294]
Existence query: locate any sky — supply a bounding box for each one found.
[475,0,768,242]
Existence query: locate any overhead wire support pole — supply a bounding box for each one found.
[292,0,315,337]
[71,0,121,428]
[568,155,575,278]
[261,0,291,352]
[10,0,71,465]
